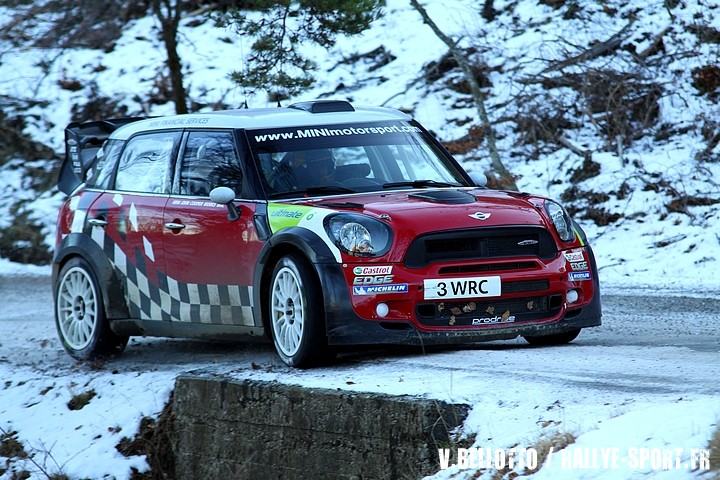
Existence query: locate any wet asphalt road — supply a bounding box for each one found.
[1,274,719,397]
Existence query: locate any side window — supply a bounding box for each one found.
[86,139,124,189]
[115,132,179,193]
[178,131,245,197]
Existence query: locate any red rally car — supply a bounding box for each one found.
[53,100,601,367]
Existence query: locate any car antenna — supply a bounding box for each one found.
[239,37,249,110]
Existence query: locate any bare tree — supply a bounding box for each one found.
[409,0,517,190]
[151,0,188,114]
[1,0,189,116]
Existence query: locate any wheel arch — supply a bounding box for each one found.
[253,228,336,337]
[53,233,130,320]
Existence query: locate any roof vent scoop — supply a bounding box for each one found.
[288,100,355,114]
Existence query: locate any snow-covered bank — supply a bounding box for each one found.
[2,275,719,479]
[0,257,51,276]
[0,366,173,478]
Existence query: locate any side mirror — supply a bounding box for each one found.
[210,186,240,221]
[469,171,488,188]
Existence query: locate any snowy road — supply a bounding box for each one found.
[1,274,719,479]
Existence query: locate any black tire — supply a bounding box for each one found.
[523,328,581,346]
[267,254,327,368]
[55,257,128,360]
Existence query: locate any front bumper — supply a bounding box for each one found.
[317,247,602,346]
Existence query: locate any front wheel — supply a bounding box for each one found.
[55,257,128,360]
[268,254,326,368]
[523,328,581,346]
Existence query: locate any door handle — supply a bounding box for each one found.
[88,217,107,227]
[164,222,186,231]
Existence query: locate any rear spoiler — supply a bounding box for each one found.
[58,117,148,195]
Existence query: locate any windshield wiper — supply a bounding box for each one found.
[270,185,357,199]
[382,179,461,189]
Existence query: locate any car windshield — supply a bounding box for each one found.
[247,121,469,198]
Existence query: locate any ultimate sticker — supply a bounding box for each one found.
[267,204,312,232]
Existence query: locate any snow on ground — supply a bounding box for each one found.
[0,257,50,276]
[1,367,173,478]
[1,276,719,479]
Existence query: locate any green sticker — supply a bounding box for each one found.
[268,203,314,233]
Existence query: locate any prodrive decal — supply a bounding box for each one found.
[472,313,516,325]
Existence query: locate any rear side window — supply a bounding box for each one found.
[115,131,180,193]
[177,131,245,197]
[86,139,124,189]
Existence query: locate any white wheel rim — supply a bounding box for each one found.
[271,266,304,357]
[57,267,98,350]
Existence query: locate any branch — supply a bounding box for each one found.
[636,26,670,61]
[557,136,592,161]
[151,0,166,23]
[409,0,517,190]
[540,21,634,74]
[380,75,424,106]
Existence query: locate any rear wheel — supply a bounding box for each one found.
[523,328,581,346]
[55,257,128,360]
[268,254,326,368]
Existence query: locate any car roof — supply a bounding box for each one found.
[109,105,412,141]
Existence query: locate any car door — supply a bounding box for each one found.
[162,129,264,326]
[85,130,180,321]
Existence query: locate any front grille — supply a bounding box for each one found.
[438,261,539,275]
[404,227,557,268]
[504,279,550,293]
[416,294,562,327]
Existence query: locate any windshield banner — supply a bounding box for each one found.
[249,121,424,151]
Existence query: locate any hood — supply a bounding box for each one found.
[293,188,550,236]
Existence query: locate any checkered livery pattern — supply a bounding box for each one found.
[90,226,256,326]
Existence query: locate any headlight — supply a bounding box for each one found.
[544,201,575,242]
[325,213,392,257]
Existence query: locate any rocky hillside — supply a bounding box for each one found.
[1,0,718,290]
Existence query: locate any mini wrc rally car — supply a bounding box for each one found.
[53,100,601,367]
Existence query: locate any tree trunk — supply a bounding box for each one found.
[152,0,188,114]
[409,0,517,190]
[161,21,188,114]
[482,0,496,21]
